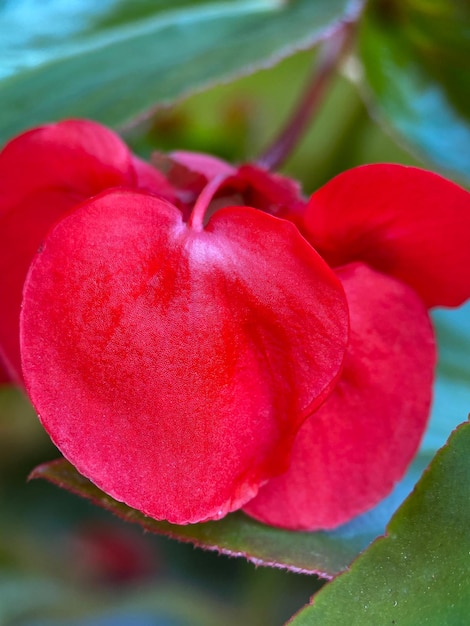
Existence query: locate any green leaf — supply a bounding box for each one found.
[288,421,470,625]
[31,459,368,578]
[0,0,362,144]
[358,0,470,186]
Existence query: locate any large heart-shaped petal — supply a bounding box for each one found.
[243,263,436,530]
[0,119,173,381]
[303,164,470,308]
[20,189,348,524]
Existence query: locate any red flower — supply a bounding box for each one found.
[0,120,348,524]
[1,120,469,529]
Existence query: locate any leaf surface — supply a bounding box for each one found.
[0,0,361,143]
[359,0,470,185]
[289,421,470,625]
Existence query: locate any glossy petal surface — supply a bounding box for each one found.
[243,263,436,530]
[303,164,470,308]
[0,119,171,381]
[21,189,348,524]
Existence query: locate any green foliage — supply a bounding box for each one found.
[289,421,470,625]
[0,0,359,143]
[359,0,470,186]
[0,576,240,626]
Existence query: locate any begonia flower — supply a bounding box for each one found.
[2,118,469,531]
[244,164,470,529]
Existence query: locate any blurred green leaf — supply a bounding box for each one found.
[0,577,238,626]
[0,386,55,485]
[288,421,470,625]
[358,0,470,185]
[0,575,85,625]
[0,0,362,144]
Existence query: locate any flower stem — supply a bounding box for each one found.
[256,21,356,171]
[188,173,229,231]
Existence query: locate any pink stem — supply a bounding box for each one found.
[188,173,229,231]
[257,21,355,171]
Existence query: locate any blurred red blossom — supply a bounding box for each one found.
[1,120,469,529]
[70,521,158,585]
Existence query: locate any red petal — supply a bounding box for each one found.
[234,164,306,220]
[20,189,348,524]
[303,164,470,308]
[170,150,235,179]
[152,151,234,195]
[0,120,167,381]
[0,191,81,381]
[0,120,134,210]
[243,263,436,530]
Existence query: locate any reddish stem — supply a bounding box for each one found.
[257,21,355,171]
[188,173,229,231]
